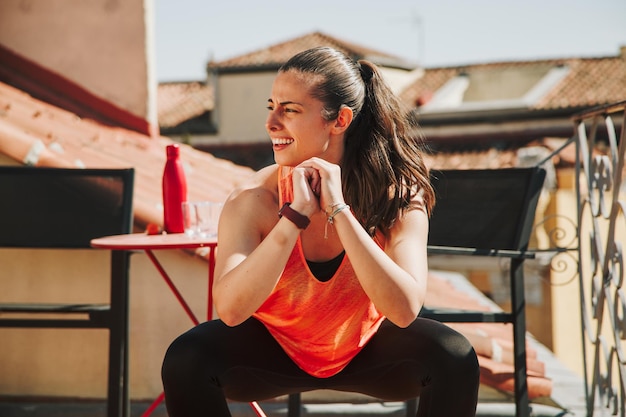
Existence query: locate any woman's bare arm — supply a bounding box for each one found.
[212,168,302,326]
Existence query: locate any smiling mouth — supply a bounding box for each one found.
[271,138,294,146]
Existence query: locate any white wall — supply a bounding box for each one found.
[211,72,276,144]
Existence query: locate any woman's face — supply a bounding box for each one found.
[266,71,342,166]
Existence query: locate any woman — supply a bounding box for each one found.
[162,46,479,417]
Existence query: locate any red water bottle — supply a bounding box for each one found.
[162,144,187,233]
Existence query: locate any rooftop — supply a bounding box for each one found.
[207,31,415,72]
[159,33,626,136]
[402,53,626,113]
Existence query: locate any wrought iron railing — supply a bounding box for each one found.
[575,100,626,416]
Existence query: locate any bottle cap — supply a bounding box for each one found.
[166,144,180,157]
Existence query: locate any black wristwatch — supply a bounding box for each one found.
[278,203,310,229]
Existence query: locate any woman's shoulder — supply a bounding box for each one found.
[226,164,279,206]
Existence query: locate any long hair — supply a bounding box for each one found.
[279,46,434,235]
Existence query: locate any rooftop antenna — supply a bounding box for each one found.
[390,10,424,65]
[411,10,424,64]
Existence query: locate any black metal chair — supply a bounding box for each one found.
[0,166,134,417]
[414,166,546,417]
[288,166,546,417]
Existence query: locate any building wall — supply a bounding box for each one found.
[0,0,156,127]
[0,247,210,399]
[545,169,583,376]
[209,72,276,145]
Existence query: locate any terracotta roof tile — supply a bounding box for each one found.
[157,81,214,128]
[400,55,626,110]
[0,80,254,229]
[424,148,520,170]
[537,58,626,109]
[400,67,458,106]
[208,31,413,71]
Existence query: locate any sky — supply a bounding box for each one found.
[154,0,626,82]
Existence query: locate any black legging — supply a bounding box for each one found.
[161,317,479,417]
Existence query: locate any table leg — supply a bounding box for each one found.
[140,392,164,417]
[140,250,199,416]
[145,249,200,326]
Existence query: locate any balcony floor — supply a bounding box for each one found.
[0,398,575,417]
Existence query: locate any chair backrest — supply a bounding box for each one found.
[0,166,134,248]
[427,167,546,252]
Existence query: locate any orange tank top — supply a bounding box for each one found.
[252,167,385,378]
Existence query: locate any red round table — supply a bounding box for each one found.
[92,232,217,325]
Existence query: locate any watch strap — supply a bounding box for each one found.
[278,202,310,229]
